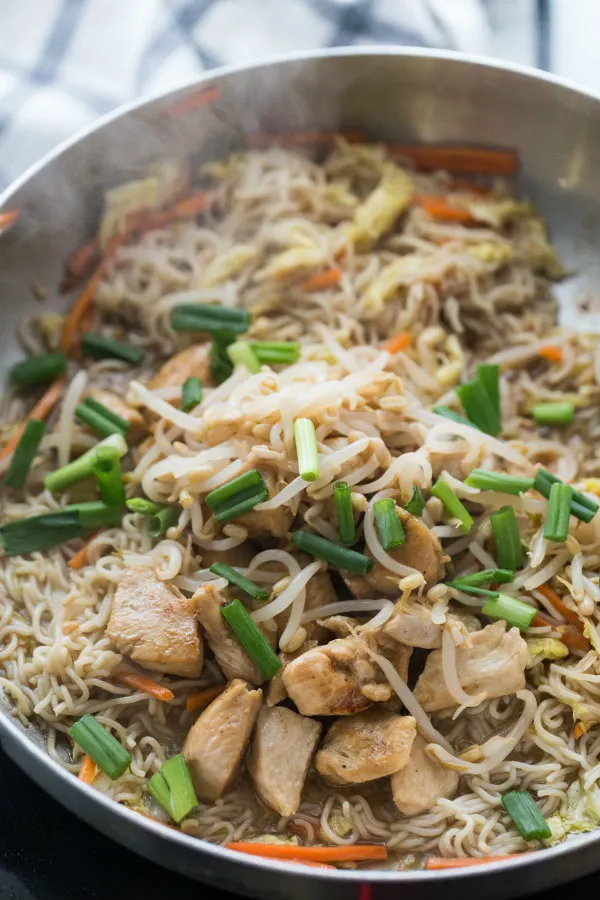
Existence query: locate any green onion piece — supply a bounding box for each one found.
[181,377,203,412]
[44,433,128,493]
[221,598,282,679]
[293,418,319,482]
[290,529,372,575]
[373,498,406,551]
[482,593,536,630]
[491,506,524,570]
[544,482,573,543]
[456,379,501,436]
[209,562,269,602]
[445,582,500,598]
[534,468,599,524]
[432,405,476,428]
[92,446,125,507]
[476,363,500,417]
[531,402,574,427]
[161,754,198,823]
[4,419,46,489]
[227,341,261,374]
[68,714,131,780]
[171,304,250,335]
[431,477,474,533]
[501,790,551,841]
[250,341,301,365]
[81,333,144,365]
[213,487,268,523]
[148,506,178,538]
[10,351,66,388]
[148,772,171,816]
[405,485,426,517]
[333,481,355,545]
[76,403,124,439]
[62,501,123,528]
[82,397,130,433]
[0,511,82,556]
[453,568,514,587]
[206,470,266,510]
[465,469,534,496]
[209,329,236,384]
[126,498,163,516]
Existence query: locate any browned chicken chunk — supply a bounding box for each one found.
[248,706,321,815]
[382,598,442,649]
[267,641,318,707]
[85,388,146,442]
[316,710,416,785]
[183,679,262,801]
[195,584,264,685]
[148,343,211,390]
[391,734,459,815]
[414,621,528,713]
[107,567,202,677]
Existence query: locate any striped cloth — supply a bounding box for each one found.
[0,0,491,189]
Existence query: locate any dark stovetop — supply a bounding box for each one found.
[0,745,597,900]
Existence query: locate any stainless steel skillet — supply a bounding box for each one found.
[1,47,600,900]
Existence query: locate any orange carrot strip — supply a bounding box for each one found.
[425,856,520,870]
[115,670,175,703]
[68,531,102,570]
[382,332,412,354]
[59,243,117,353]
[0,378,66,466]
[390,145,518,175]
[413,194,475,223]
[173,191,212,219]
[538,345,563,364]
[531,612,555,629]
[537,584,581,626]
[166,86,221,116]
[302,267,342,292]
[247,131,366,148]
[560,628,591,654]
[0,209,20,232]
[185,685,225,713]
[66,239,99,280]
[78,754,98,785]
[574,722,590,739]
[225,843,387,862]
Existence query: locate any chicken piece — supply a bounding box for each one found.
[195,584,264,685]
[85,388,146,443]
[382,599,442,649]
[107,567,202,677]
[148,343,211,390]
[275,570,336,643]
[183,679,262,801]
[236,502,294,540]
[391,734,459,816]
[319,615,362,638]
[267,641,318,707]
[414,621,528,713]
[248,706,321,815]
[316,710,416,786]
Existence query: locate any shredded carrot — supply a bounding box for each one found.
[538,345,563,364]
[413,195,475,223]
[225,842,387,862]
[574,722,590,739]
[531,612,555,629]
[537,584,581,626]
[66,239,99,281]
[78,754,98,785]
[382,332,412,354]
[173,191,212,220]
[302,267,342,292]
[0,209,19,231]
[166,86,220,116]
[425,855,520,870]
[0,378,66,468]
[185,685,225,713]
[247,131,367,149]
[390,145,518,175]
[59,252,114,353]
[560,628,591,654]
[68,532,101,570]
[115,670,175,703]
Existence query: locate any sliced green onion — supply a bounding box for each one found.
[544,482,573,543]
[491,506,523,570]
[0,511,82,556]
[531,402,575,427]
[171,304,250,335]
[446,582,500,598]
[4,419,46,489]
[148,772,172,815]
[432,405,475,428]
[92,446,125,507]
[44,433,127,494]
[405,485,426,517]
[431,477,474,533]
[181,377,203,412]
[76,403,124,438]
[206,470,266,510]
[81,397,130,433]
[534,468,599,524]
[221,598,282,679]
[290,530,372,575]
[453,568,514,587]
[373,498,406,551]
[476,363,500,417]
[62,501,123,528]
[213,486,268,523]
[250,341,301,365]
[227,341,261,373]
[456,379,501,436]
[482,593,536,630]
[10,351,66,388]
[68,714,131,780]
[333,481,355,545]
[126,498,163,516]
[209,329,236,384]
[501,790,551,841]
[81,333,144,365]
[465,469,534,496]
[148,506,178,538]
[161,754,198,823]
[209,562,269,602]
[293,418,319,482]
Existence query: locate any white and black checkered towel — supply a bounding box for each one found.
[0,0,492,189]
